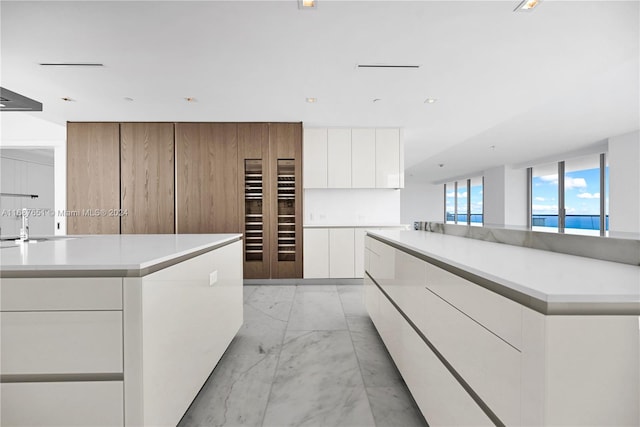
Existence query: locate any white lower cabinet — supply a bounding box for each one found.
[1,311,123,375]
[400,316,493,427]
[329,228,354,278]
[303,228,329,278]
[1,381,124,427]
[365,235,640,427]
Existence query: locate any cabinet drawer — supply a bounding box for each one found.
[419,288,521,426]
[400,315,494,427]
[425,262,522,349]
[1,277,122,311]
[1,311,123,375]
[1,381,123,427]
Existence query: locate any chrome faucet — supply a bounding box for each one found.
[19,208,29,241]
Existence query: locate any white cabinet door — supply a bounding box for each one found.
[1,381,124,427]
[303,228,329,278]
[303,128,328,188]
[351,128,376,188]
[354,228,367,278]
[329,228,355,278]
[375,128,401,188]
[327,128,352,188]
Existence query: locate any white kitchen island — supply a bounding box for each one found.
[0,234,243,427]
[365,230,640,427]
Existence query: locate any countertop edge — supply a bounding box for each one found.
[0,235,242,278]
[367,232,640,316]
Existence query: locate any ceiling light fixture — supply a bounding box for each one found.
[357,64,420,69]
[61,97,74,102]
[0,104,5,108]
[40,63,104,67]
[514,0,541,12]
[124,97,134,102]
[306,97,317,103]
[424,98,437,104]
[185,97,196,102]
[372,98,382,103]
[298,0,317,9]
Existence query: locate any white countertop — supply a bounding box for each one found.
[0,234,241,277]
[368,230,640,315]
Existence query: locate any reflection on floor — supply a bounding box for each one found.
[179,284,427,427]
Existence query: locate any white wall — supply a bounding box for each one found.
[400,176,444,224]
[304,189,401,225]
[1,114,67,235]
[608,130,640,234]
[482,165,527,227]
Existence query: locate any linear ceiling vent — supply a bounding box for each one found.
[39,63,104,66]
[357,64,420,69]
[0,87,43,112]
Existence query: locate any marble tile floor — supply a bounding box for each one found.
[179,284,428,427]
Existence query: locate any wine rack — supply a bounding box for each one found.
[277,159,296,262]
[244,159,263,262]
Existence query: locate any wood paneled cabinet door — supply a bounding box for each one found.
[67,122,120,234]
[120,123,175,234]
[238,123,271,279]
[175,123,239,234]
[269,123,303,279]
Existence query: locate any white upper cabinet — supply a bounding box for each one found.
[351,128,376,188]
[303,127,403,189]
[375,128,401,188]
[327,129,352,188]
[303,128,328,188]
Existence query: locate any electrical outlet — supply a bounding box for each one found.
[209,270,218,286]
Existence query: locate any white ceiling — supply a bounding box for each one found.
[1,0,638,182]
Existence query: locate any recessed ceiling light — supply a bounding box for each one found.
[372,98,382,103]
[185,97,196,102]
[438,164,444,168]
[298,0,317,9]
[306,97,317,103]
[61,97,74,102]
[124,97,134,102]
[424,98,437,104]
[514,0,541,12]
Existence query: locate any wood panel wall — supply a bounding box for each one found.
[175,123,239,233]
[67,122,121,234]
[120,123,175,234]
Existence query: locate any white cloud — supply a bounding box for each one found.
[532,204,558,214]
[565,177,587,189]
[458,191,468,198]
[534,197,545,201]
[446,191,455,198]
[538,175,587,189]
[540,174,558,184]
[577,192,600,199]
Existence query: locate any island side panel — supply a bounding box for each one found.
[123,240,243,426]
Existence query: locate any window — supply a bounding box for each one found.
[443,176,483,225]
[531,162,559,233]
[529,153,607,236]
[469,177,483,226]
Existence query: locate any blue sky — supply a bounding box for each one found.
[445,183,483,216]
[532,167,608,215]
